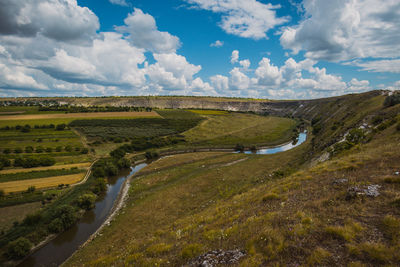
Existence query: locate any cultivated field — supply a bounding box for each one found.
[0,173,86,193]
[0,111,160,121]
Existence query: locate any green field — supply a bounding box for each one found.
[66,112,400,267]
[183,113,298,147]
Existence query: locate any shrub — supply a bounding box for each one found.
[35,146,44,153]
[0,156,11,167]
[14,147,23,153]
[0,189,4,197]
[48,218,64,233]
[117,158,131,169]
[145,151,159,160]
[92,178,107,195]
[56,124,66,130]
[6,237,32,259]
[181,243,203,259]
[65,145,72,152]
[3,148,11,154]
[396,123,400,131]
[25,146,34,153]
[383,93,400,107]
[235,143,244,152]
[26,186,36,193]
[56,146,62,152]
[92,167,106,178]
[52,205,76,230]
[77,193,97,210]
[81,148,89,154]
[23,212,42,226]
[381,215,400,243]
[46,147,53,153]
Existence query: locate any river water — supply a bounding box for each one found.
[18,132,306,266]
[18,163,147,267]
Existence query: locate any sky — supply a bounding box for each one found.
[0,0,399,99]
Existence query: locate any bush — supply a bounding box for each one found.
[26,186,36,193]
[145,151,159,160]
[0,156,11,167]
[6,237,32,259]
[65,145,72,152]
[77,193,97,210]
[25,146,34,153]
[92,178,107,195]
[235,143,244,152]
[0,189,4,197]
[117,158,131,169]
[92,167,106,178]
[56,124,66,131]
[23,212,42,226]
[396,123,400,132]
[46,147,53,153]
[3,148,11,154]
[35,146,44,153]
[14,147,23,153]
[181,243,203,259]
[383,93,400,107]
[51,205,76,230]
[48,218,64,233]
[81,148,89,154]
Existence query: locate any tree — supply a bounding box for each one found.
[77,193,97,210]
[6,237,32,259]
[56,124,66,131]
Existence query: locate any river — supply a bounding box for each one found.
[19,131,307,266]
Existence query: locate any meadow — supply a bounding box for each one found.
[66,99,400,266]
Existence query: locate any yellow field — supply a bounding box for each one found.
[0,111,160,121]
[187,109,228,115]
[0,162,91,174]
[0,173,86,193]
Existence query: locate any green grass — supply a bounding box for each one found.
[65,95,400,266]
[183,113,297,147]
[0,168,86,182]
[0,106,62,115]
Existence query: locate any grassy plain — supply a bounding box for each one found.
[0,173,86,193]
[183,113,297,147]
[66,119,400,266]
[0,202,42,233]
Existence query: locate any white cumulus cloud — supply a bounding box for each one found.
[185,0,289,39]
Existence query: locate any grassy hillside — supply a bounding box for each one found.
[65,92,400,266]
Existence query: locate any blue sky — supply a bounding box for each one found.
[0,0,399,99]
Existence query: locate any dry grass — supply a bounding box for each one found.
[0,202,42,232]
[0,173,86,193]
[0,162,91,174]
[65,121,400,266]
[0,111,160,121]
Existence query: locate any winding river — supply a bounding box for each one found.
[19,132,306,267]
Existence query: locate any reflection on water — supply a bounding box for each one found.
[243,131,307,155]
[18,163,147,267]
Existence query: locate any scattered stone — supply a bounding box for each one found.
[333,178,348,185]
[365,185,381,197]
[184,249,246,267]
[346,184,381,200]
[395,171,399,176]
